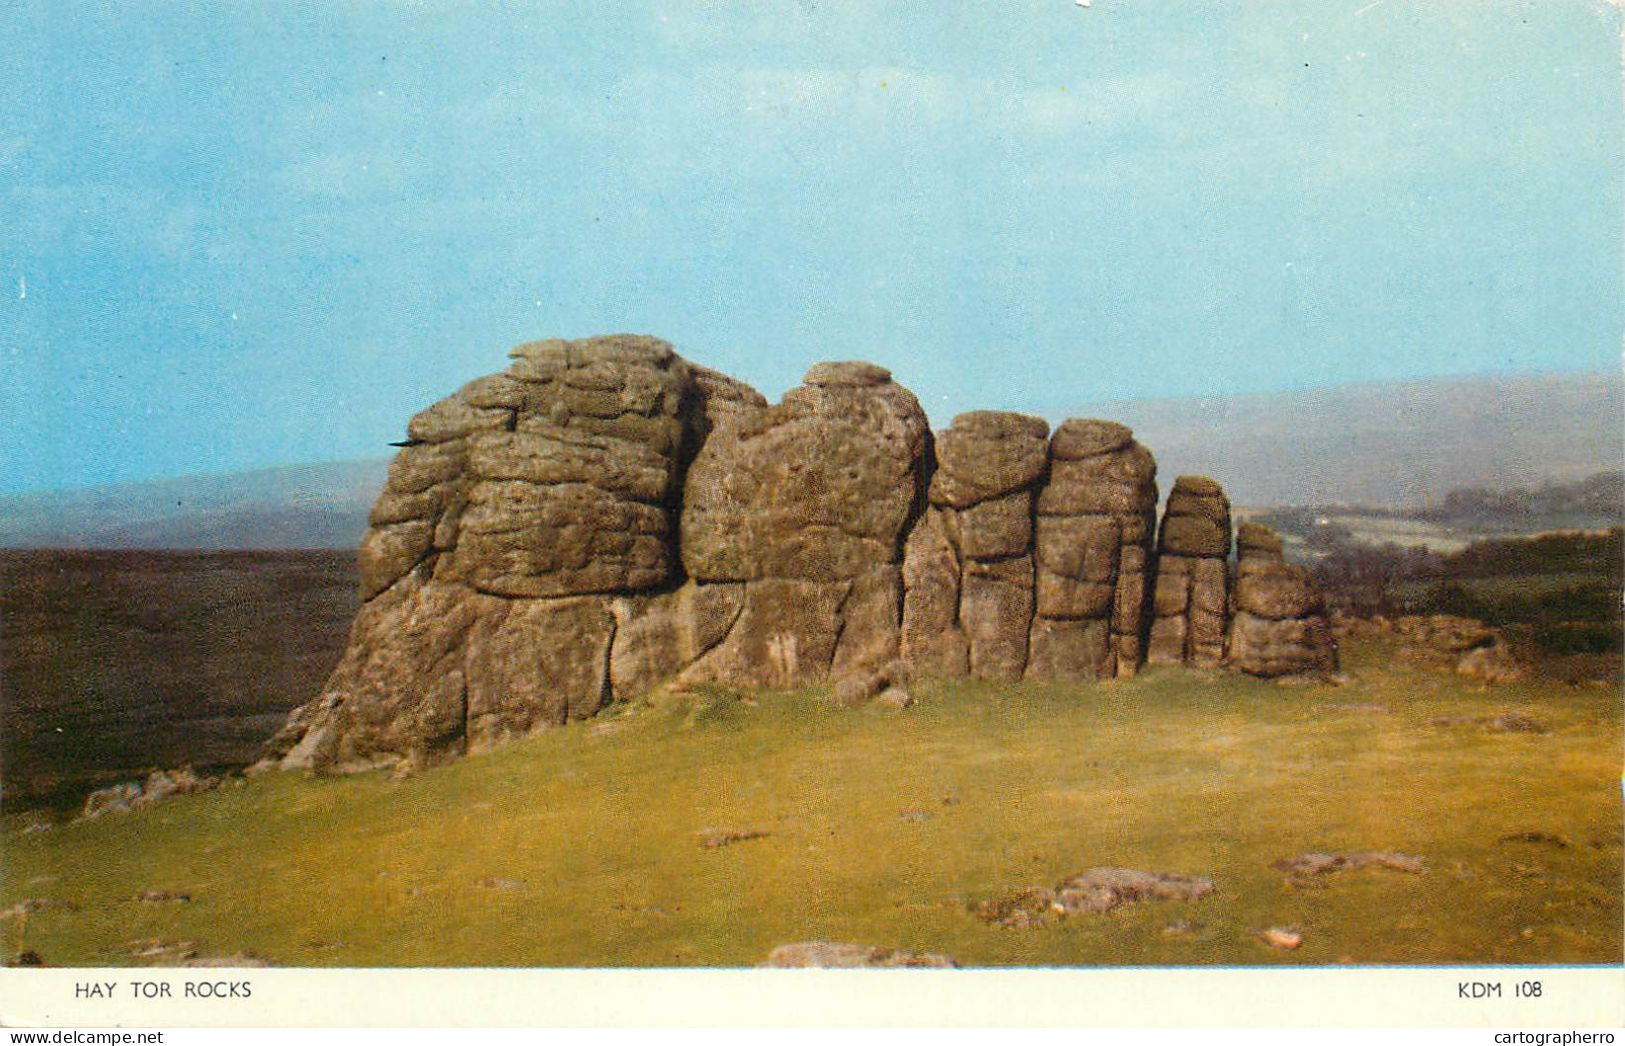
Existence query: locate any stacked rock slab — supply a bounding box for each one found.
[265,344,941,774]
[675,360,929,688]
[1147,476,1232,668]
[900,412,1049,682]
[261,335,1339,777]
[1227,522,1339,677]
[263,335,716,772]
[1029,420,1159,680]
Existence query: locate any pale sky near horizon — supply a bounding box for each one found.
[2,0,1621,495]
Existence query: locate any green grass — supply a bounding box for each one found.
[4,639,1620,968]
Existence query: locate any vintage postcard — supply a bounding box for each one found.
[1,0,1621,1030]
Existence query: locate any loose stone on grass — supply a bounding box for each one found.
[126,938,199,963]
[873,686,915,709]
[1499,832,1571,849]
[973,868,1215,927]
[1,899,77,920]
[82,768,221,819]
[132,890,191,904]
[1429,713,1545,734]
[1274,851,1426,882]
[182,953,273,968]
[700,828,770,850]
[1257,927,1303,950]
[758,941,958,968]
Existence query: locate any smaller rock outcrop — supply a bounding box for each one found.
[1148,476,1232,668]
[1227,522,1338,678]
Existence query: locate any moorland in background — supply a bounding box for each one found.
[0,550,356,812]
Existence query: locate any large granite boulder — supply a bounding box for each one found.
[1227,522,1339,678]
[263,335,736,773]
[678,361,928,687]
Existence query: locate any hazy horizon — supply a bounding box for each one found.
[1,368,1616,511]
[5,1,1621,495]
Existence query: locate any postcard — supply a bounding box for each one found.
[2,0,1621,1030]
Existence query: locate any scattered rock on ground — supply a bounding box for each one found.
[834,659,913,708]
[1,899,77,920]
[974,867,1214,926]
[1053,867,1215,914]
[1487,713,1545,733]
[1274,852,1425,879]
[1392,614,1497,656]
[133,890,191,904]
[1258,927,1303,950]
[181,954,273,968]
[700,828,770,850]
[873,686,914,708]
[971,886,1058,928]
[758,941,958,968]
[1498,832,1570,849]
[1456,642,1525,684]
[127,939,198,962]
[82,768,220,819]
[1429,713,1545,733]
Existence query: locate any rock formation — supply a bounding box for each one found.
[260,334,1338,775]
[902,411,1049,682]
[1028,420,1158,681]
[1147,476,1232,669]
[1227,522,1339,678]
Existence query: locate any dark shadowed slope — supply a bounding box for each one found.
[0,549,358,810]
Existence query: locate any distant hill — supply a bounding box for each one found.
[1060,371,1622,508]
[2,371,1617,548]
[0,459,388,549]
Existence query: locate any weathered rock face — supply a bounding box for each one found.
[1030,420,1158,680]
[1227,522,1339,678]
[1147,476,1231,669]
[677,361,927,688]
[262,335,1337,775]
[901,411,1048,683]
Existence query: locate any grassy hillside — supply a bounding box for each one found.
[5,639,1618,968]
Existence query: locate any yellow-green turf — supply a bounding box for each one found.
[4,639,1619,967]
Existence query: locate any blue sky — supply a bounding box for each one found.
[2,0,1620,494]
